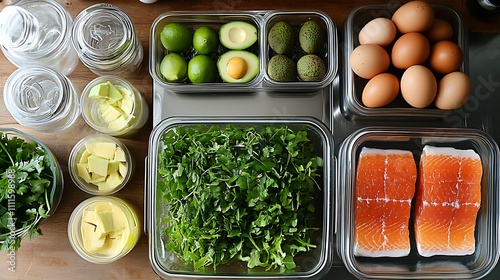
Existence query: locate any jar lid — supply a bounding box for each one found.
[3,65,79,132]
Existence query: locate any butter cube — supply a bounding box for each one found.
[87,155,109,177]
[77,163,92,183]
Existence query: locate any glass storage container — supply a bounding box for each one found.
[336,127,500,279]
[72,3,144,77]
[3,65,80,133]
[341,4,468,121]
[68,134,134,195]
[145,116,334,279]
[67,196,141,264]
[80,75,149,137]
[0,0,79,75]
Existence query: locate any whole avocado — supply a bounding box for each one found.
[299,20,325,54]
[268,21,295,54]
[268,54,296,82]
[297,54,326,81]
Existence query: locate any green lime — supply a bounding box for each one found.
[160,22,192,53]
[160,53,188,82]
[188,55,217,83]
[193,26,219,55]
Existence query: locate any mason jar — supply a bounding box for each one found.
[72,4,144,77]
[3,65,81,132]
[0,0,79,75]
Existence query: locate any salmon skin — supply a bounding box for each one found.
[414,145,482,257]
[354,147,417,257]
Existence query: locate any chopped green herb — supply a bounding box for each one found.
[157,124,323,272]
[0,132,54,251]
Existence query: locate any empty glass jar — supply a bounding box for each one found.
[72,4,144,77]
[0,0,79,75]
[3,65,81,132]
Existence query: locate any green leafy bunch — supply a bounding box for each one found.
[157,124,323,272]
[0,132,53,251]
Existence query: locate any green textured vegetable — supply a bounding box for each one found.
[0,132,53,251]
[157,124,323,272]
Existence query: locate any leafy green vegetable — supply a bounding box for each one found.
[0,132,54,251]
[157,124,323,272]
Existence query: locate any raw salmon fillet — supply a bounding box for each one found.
[354,148,417,257]
[414,146,482,257]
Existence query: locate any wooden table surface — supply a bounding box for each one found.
[0,0,498,279]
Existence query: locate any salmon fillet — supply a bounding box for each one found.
[354,148,417,257]
[414,146,482,257]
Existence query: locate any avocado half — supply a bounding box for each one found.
[219,21,258,50]
[217,50,259,83]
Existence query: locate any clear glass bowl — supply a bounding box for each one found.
[68,134,134,195]
[145,116,334,279]
[0,128,64,249]
[337,126,500,279]
[67,196,141,264]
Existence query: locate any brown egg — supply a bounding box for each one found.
[429,40,463,75]
[362,73,400,108]
[358,18,397,47]
[392,1,434,34]
[391,32,430,69]
[350,44,390,79]
[401,65,437,108]
[424,19,453,43]
[435,72,470,110]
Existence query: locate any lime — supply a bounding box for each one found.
[160,22,192,53]
[193,26,219,55]
[188,55,217,83]
[160,53,188,82]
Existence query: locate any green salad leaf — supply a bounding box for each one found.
[157,124,323,272]
[0,132,53,251]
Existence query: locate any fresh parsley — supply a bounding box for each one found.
[0,132,53,251]
[157,124,323,272]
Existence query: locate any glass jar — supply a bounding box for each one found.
[67,196,141,264]
[3,65,81,133]
[72,4,144,77]
[0,0,79,75]
[80,75,149,137]
[68,134,134,195]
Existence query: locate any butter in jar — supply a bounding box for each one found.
[67,196,141,264]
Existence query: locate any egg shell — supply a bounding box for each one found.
[362,73,400,108]
[424,18,453,42]
[429,40,463,75]
[358,18,397,47]
[435,71,470,110]
[401,65,437,108]
[391,32,430,69]
[392,1,435,34]
[350,44,390,79]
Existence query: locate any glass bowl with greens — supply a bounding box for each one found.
[0,128,64,251]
